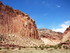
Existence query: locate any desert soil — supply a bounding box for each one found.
[0,49,70,53]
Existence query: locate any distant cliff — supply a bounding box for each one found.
[39,26,70,45]
[38,28,62,37]
[62,26,70,42]
[38,28,63,45]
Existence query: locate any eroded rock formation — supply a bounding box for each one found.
[38,28,63,45]
[0,1,39,39]
[39,26,70,45]
[38,28,62,36]
[0,1,41,47]
[62,26,70,42]
[64,26,70,34]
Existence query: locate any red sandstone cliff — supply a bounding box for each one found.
[0,1,39,39]
[64,26,70,34]
[61,26,70,42]
[39,26,70,45]
[0,1,42,47]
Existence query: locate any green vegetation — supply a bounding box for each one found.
[0,48,2,50]
[34,46,38,50]
[38,44,62,50]
[38,44,45,50]
[0,49,70,53]
[0,42,70,51]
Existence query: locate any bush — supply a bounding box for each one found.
[53,46,58,49]
[63,46,69,49]
[57,44,62,49]
[44,45,51,49]
[39,44,45,50]
[44,44,62,49]
[11,47,15,49]
[19,47,21,50]
[34,46,38,49]
[0,48,2,50]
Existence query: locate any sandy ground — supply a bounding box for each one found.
[0,49,70,53]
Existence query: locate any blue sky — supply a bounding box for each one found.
[0,0,70,32]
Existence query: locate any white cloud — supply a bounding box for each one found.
[56,5,61,8]
[52,21,70,33]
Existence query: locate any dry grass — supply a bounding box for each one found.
[0,49,70,53]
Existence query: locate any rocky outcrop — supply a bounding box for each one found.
[62,26,70,42]
[38,28,63,37]
[64,26,70,34]
[0,1,39,39]
[0,1,41,46]
[38,28,63,45]
[39,26,70,45]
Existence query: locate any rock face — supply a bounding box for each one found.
[64,26,70,34]
[0,1,39,39]
[0,1,41,46]
[38,28,63,45]
[38,28,63,37]
[39,26,70,45]
[62,26,70,42]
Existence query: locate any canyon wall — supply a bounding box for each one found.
[0,1,39,39]
[0,1,41,46]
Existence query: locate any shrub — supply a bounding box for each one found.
[0,48,2,50]
[39,44,45,50]
[11,47,15,49]
[44,45,51,49]
[34,46,38,49]
[19,47,21,50]
[57,44,62,49]
[63,46,69,49]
